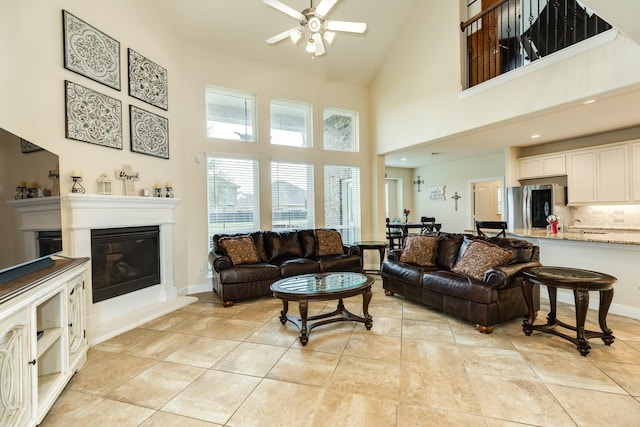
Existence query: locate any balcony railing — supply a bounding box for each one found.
[460,0,612,89]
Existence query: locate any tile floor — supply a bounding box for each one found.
[42,278,640,426]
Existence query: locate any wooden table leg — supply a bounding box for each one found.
[599,289,615,345]
[547,286,557,325]
[279,300,288,325]
[574,287,591,356]
[522,279,537,335]
[377,247,385,272]
[298,299,309,346]
[362,286,373,330]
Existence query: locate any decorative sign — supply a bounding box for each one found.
[429,185,446,201]
[115,164,140,196]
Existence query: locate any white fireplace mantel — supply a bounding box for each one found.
[62,194,195,344]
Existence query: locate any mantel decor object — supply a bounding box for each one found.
[97,173,112,195]
[165,182,174,198]
[49,165,60,196]
[70,170,85,194]
[116,165,139,196]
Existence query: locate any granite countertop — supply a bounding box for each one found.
[508,228,640,245]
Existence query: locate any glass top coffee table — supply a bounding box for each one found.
[270,272,374,346]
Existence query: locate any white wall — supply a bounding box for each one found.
[0,0,187,289]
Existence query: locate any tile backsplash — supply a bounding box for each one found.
[572,205,640,229]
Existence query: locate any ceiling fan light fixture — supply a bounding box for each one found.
[322,30,335,44]
[289,28,303,43]
[305,39,316,53]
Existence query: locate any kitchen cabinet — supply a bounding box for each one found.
[0,257,88,426]
[518,153,566,179]
[632,142,640,201]
[566,144,629,204]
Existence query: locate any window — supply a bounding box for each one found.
[323,108,358,152]
[206,156,260,249]
[206,87,255,142]
[271,161,314,229]
[270,99,312,147]
[324,165,361,243]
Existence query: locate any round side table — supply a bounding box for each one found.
[521,266,617,356]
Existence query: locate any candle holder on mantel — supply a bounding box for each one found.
[153,186,163,197]
[15,186,28,200]
[71,176,85,194]
[165,186,174,198]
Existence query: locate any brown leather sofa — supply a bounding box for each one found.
[382,233,541,333]
[209,229,362,306]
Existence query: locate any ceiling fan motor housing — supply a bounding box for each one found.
[301,8,323,33]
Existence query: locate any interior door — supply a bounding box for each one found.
[473,180,501,223]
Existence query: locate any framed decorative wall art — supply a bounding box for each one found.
[65,80,123,149]
[20,139,44,153]
[429,185,446,201]
[130,105,169,159]
[63,10,121,90]
[128,48,168,110]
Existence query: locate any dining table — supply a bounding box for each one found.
[386,221,441,237]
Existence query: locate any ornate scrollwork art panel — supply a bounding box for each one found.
[128,48,168,111]
[65,80,123,149]
[63,10,121,90]
[130,105,169,159]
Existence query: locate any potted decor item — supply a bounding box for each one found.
[403,208,410,223]
[547,214,559,234]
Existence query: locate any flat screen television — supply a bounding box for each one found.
[0,126,62,284]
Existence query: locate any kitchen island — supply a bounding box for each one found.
[507,228,640,320]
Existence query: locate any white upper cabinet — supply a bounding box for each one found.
[566,143,629,204]
[518,154,566,179]
[632,142,640,201]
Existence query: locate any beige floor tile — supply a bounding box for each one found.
[401,337,464,366]
[398,405,486,427]
[400,360,481,414]
[41,390,154,426]
[328,355,401,399]
[451,325,517,350]
[139,410,222,426]
[402,301,451,323]
[592,359,640,396]
[290,321,355,353]
[312,390,398,427]
[585,339,640,364]
[461,346,538,382]
[123,331,199,360]
[227,378,325,426]
[92,327,161,353]
[67,350,158,396]
[468,373,576,426]
[548,384,640,427]
[213,342,288,376]
[523,351,626,394]
[245,320,299,347]
[343,331,401,361]
[266,348,340,387]
[402,318,455,342]
[162,370,261,424]
[163,336,239,368]
[166,315,226,336]
[202,318,265,340]
[107,361,205,409]
[139,311,204,332]
[366,315,402,336]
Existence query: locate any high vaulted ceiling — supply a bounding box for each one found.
[155,0,418,86]
[155,1,640,168]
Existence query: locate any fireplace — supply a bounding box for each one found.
[38,230,62,257]
[91,226,160,303]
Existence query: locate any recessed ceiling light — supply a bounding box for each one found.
[430,152,442,155]
[531,134,541,139]
[583,99,596,104]
[400,158,407,161]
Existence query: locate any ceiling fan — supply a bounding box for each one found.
[264,0,367,56]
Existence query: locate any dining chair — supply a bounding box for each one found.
[475,220,507,237]
[386,218,403,249]
[420,216,436,234]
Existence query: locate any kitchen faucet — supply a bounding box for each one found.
[560,218,581,232]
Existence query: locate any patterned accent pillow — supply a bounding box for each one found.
[218,235,261,265]
[451,240,513,281]
[399,235,439,266]
[315,229,344,256]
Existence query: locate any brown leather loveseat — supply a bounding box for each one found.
[382,233,541,333]
[209,229,362,306]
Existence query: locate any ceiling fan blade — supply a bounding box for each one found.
[314,36,326,56]
[263,0,304,20]
[266,28,297,44]
[315,0,339,17]
[325,20,367,33]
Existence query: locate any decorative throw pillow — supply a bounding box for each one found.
[400,235,439,266]
[451,240,513,281]
[315,229,344,256]
[218,235,260,265]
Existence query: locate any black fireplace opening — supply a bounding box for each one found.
[38,230,62,257]
[91,226,160,303]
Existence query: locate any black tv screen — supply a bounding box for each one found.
[0,126,62,284]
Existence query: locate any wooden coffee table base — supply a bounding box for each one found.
[278,292,372,346]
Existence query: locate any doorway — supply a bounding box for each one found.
[471,179,503,226]
[385,178,402,222]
